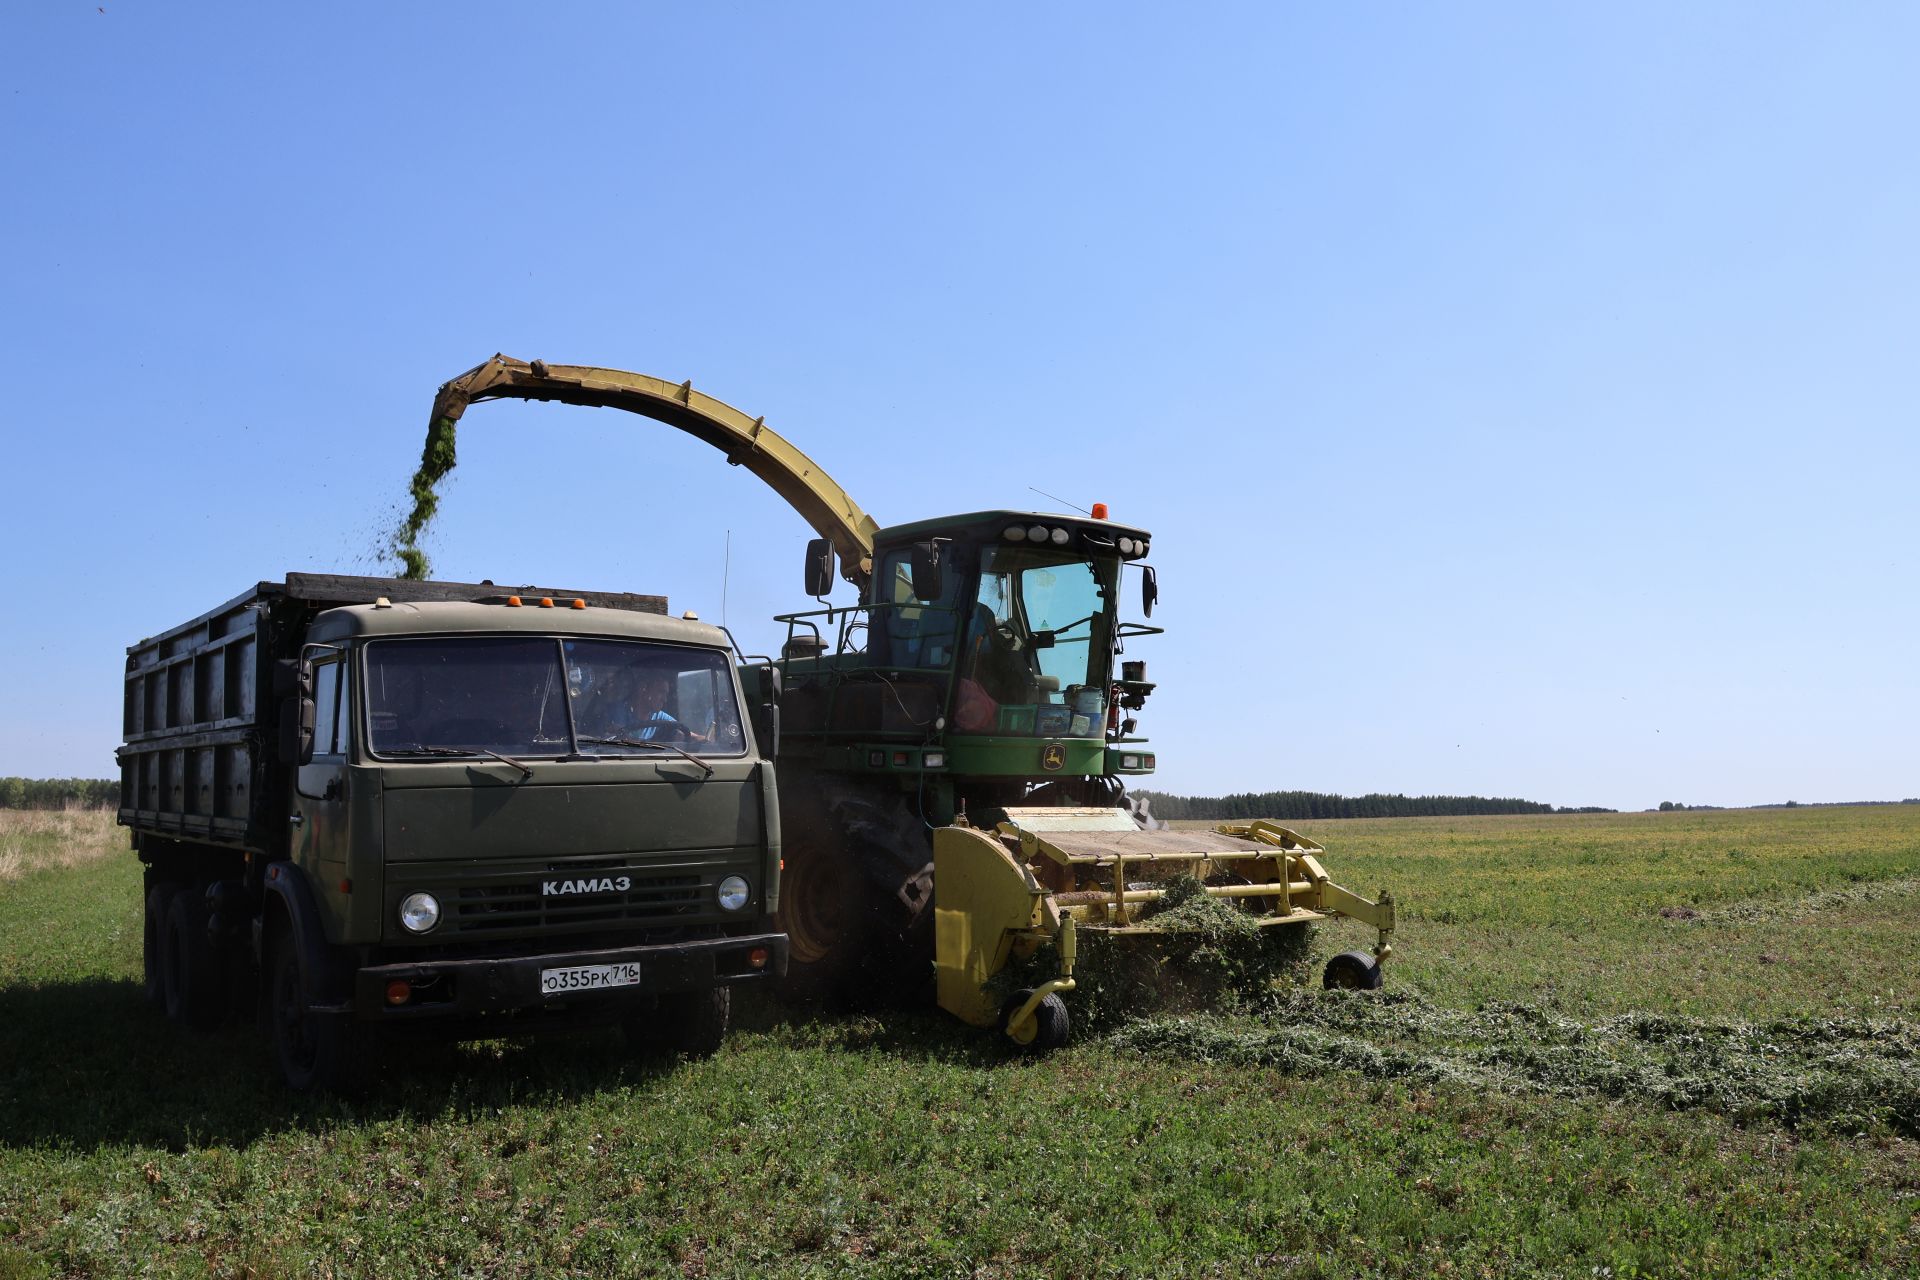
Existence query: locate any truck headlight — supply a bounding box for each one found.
[717,875,750,912]
[399,892,441,934]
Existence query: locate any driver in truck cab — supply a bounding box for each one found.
[598,666,705,744]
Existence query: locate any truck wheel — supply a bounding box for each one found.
[162,892,227,1030]
[268,932,362,1094]
[999,989,1070,1054]
[1322,950,1384,991]
[143,881,181,1009]
[627,987,731,1059]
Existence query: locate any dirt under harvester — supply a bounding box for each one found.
[934,807,1396,1050]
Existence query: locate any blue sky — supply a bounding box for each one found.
[3,3,1915,810]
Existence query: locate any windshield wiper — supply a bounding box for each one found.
[381,745,534,778]
[577,735,715,778]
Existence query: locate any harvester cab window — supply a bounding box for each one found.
[957,547,1115,737]
[874,545,962,670]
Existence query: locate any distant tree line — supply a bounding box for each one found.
[1133,790,1612,820]
[0,777,120,810]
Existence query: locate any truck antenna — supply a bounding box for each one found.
[721,529,731,627]
[1028,486,1091,516]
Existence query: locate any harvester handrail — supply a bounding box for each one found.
[431,355,881,590]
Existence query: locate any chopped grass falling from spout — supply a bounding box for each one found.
[389,414,459,580]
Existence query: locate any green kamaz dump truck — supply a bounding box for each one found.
[119,572,786,1091]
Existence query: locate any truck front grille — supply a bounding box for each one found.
[448,869,709,934]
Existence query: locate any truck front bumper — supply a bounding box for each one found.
[345,931,788,1021]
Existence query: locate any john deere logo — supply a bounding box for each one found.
[1041,742,1066,771]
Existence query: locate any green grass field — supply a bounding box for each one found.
[2,806,1917,1277]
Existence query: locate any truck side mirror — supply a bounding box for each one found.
[803,538,834,598]
[1142,565,1158,618]
[275,656,316,767]
[910,541,944,602]
[749,665,782,757]
[277,695,315,767]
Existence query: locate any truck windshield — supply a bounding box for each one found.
[364,636,746,759]
[955,546,1118,738]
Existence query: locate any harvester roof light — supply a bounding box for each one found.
[1118,537,1135,555]
[507,596,523,607]
[1028,524,1048,541]
[1091,502,1109,519]
[1004,525,1028,541]
[1049,527,1070,546]
[571,598,586,609]
[538,597,555,608]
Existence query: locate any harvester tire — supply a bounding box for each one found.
[143,881,181,1009]
[775,831,871,1005]
[1000,989,1070,1054]
[1323,950,1384,991]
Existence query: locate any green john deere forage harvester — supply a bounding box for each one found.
[426,356,1397,1050]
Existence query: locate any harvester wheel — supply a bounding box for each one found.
[999,989,1070,1054]
[775,832,868,1004]
[1322,950,1384,991]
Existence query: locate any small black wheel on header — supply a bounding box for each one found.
[1000,989,1070,1053]
[1323,950,1384,991]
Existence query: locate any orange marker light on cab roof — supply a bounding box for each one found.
[539,597,554,608]
[507,595,523,607]
[570,598,586,609]
[1091,502,1109,520]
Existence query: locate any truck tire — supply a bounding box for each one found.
[162,892,228,1030]
[143,881,181,1009]
[626,987,731,1059]
[268,931,362,1094]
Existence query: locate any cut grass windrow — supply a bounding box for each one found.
[1111,991,1920,1136]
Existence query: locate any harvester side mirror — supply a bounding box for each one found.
[803,538,834,598]
[1141,565,1158,618]
[910,541,944,602]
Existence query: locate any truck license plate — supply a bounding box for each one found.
[540,962,642,995]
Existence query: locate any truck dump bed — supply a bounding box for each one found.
[118,573,667,852]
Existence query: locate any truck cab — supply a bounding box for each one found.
[121,575,786,1091]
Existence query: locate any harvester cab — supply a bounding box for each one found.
[773,507,1161,826]
[424,355,1397,1051]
